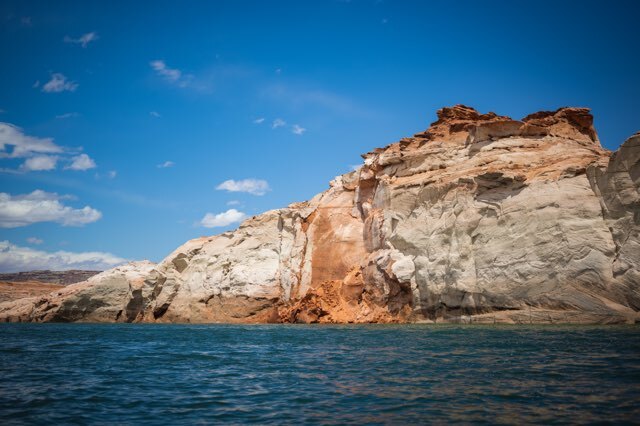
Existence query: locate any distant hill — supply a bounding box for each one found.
[0,270,101,285]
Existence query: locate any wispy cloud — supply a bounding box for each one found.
[26,237,43,245]
[292,124,306,135]
[262,84,371,117]
[94,170,117,180]
[42,73,78,93]
[200,209,247,228]
[63,31,99,48]
[226,200,241,206]
[272,118,286,129]
[258,118,305,135]
[150,59,194,88]
[56,112,80,119]
[150,111,161,118]
[0,123,63,158]
[20,17,32,27]
[0,240,126,272]
[0,190,101,228]
[150,60,252,94]
[11,172,173,210]
[216,179,270,196]
[21,155,58,171]
[150,60,181,82]
[65,153,97,171]
[157,160,175,168]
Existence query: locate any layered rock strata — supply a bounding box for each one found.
[1,106,638,324]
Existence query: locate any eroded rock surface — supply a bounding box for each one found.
[1,106,638,323]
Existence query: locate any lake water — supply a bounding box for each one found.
[1,324,639,424]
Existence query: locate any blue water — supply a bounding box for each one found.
[1,325,639,424]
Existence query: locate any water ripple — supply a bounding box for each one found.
[0,324,639,424]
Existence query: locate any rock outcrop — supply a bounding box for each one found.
[1,106,638,324]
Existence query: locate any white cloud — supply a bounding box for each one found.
[149,60,209,91]
[0,123,63,158]
[0,123,100,174]
[56,112,79,119]
[253,117,265,124]
[0,190,102,228]
[42,73,78,93]
[26,237,43,245]
[150,111,161,118]
[63,31,99,48]
[66,153,96,171]
[216,179,270,196]
[292,124,306,135]
[32,80,40,88]
[157,160,175,168]
[21,155,58,171]
[0,240,126,272]
[226,200,241,206]
[200,209,247,228]
[150,60,182,82]
[272,118,286,129]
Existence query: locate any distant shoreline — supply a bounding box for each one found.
[0,270,101,285]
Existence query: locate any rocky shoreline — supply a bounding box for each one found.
[1,105,638,324]
[0,281,65,304]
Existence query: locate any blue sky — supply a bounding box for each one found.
[0,0,639,271]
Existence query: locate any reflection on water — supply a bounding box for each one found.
[1,324,639,424]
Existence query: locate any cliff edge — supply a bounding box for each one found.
[2,105,639,324]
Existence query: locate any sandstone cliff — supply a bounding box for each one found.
[1,106,638,324]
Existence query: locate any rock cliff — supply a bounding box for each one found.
[1,105,638,323]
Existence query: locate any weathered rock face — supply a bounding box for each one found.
[1,106,639,324]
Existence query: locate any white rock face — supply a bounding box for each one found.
[1,106,638,323]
